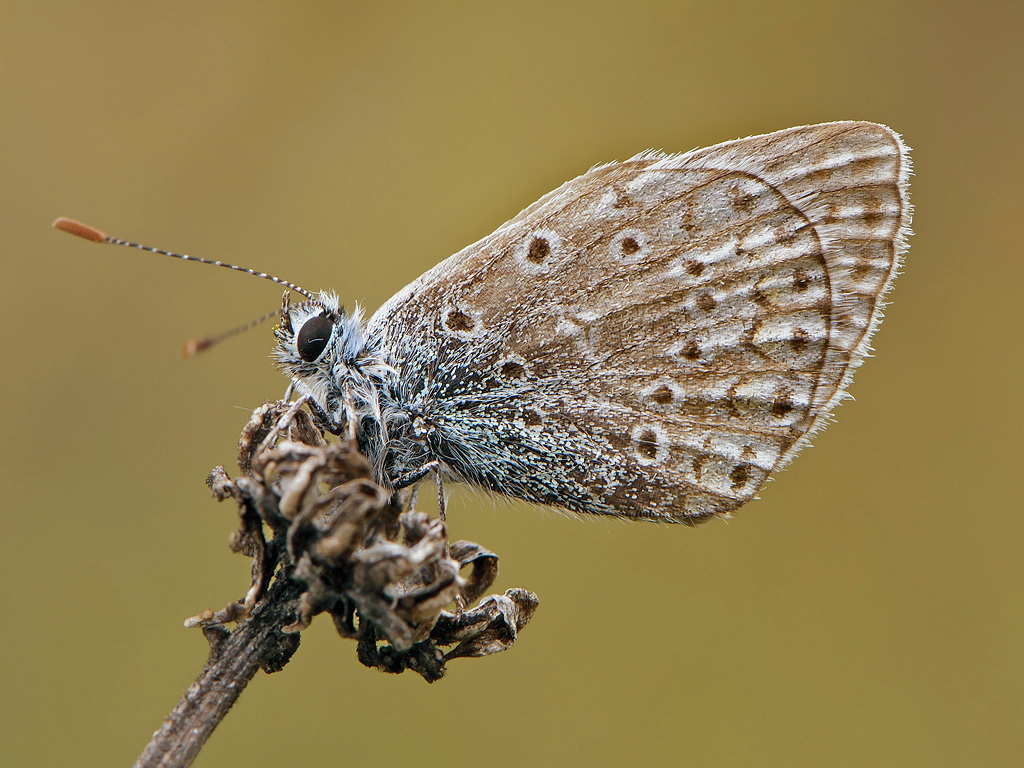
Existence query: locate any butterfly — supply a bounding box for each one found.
[57,121,912,524]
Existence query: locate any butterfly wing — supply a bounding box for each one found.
[366,122,912,522]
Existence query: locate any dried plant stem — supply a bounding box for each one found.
[133,574,304,768]
[131,402,538,766]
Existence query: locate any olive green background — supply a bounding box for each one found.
[3,2,1021,766]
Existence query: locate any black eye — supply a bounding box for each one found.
[296,314,333,362]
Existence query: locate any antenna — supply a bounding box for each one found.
[181,305,287,358]
[52,217,316,301]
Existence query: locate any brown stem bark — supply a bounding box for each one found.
[132,574,303,768]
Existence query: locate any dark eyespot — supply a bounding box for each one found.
[296,314,333,362]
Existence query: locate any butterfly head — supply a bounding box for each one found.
[274,290,391,435]
[275,289,358,376]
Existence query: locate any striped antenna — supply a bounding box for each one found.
[52,217,316,301]
[181,305,287,358]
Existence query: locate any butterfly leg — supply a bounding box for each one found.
[391,460,440,491]
[390,460,448,525]
[430,471,464,611]
[304,396,344,436]
[391,461,450,527]
[390,461,463,611]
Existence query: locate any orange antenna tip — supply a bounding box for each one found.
[53,217,110,243]
[181,337,213,358]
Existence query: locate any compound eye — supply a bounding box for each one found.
[296,314,333,362]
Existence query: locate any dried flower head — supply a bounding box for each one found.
[190,399,538,682]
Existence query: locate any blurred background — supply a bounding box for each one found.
[2,2,1021,766]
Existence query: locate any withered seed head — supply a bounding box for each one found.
[189,400,539,682]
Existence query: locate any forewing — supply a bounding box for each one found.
[367,122,912,522]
